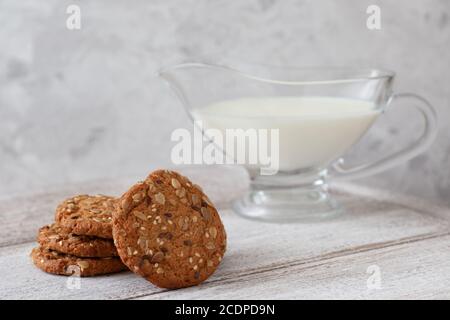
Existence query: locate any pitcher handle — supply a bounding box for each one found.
[330,93,438,180]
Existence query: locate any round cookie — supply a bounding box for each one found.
[112,169,227,289]
[55,195,115,239]
[38,223,118,258]
[31,247,127,277]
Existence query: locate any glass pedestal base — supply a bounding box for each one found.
[232,172,342,223]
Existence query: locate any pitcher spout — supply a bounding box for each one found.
[158,62,245,113]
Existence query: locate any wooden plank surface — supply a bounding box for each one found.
[137,234,450,300]
[0,167,450,299]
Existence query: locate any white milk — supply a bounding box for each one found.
[192,96,381,172]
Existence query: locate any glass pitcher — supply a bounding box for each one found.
[159,63,438,222]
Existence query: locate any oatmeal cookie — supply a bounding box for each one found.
[112,170,226,289]
[31,247,127,277]
[55,195,115,239]
[38,223,118,258]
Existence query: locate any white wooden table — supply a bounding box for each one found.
[1,167,450,299]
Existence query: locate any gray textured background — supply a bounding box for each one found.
[1,0,449,204]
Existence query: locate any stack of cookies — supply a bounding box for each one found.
[31,195,128,277]
[31,170,227,289]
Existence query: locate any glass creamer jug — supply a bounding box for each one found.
[160,63,437,222]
